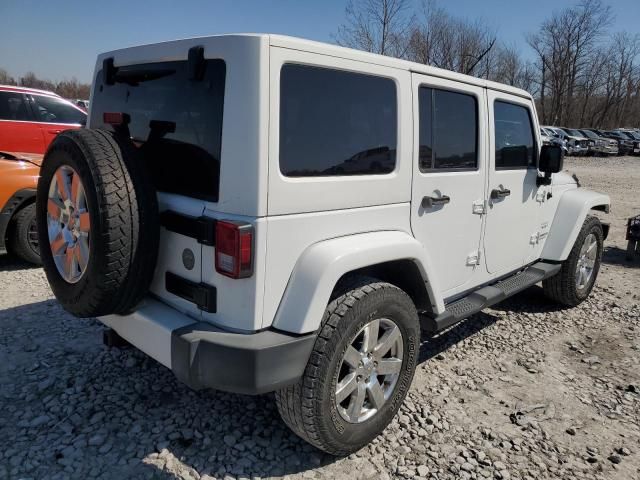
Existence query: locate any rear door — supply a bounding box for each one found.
[484,91,541,275]
[0,91,46,153]
[89,58,227,320]
[410,73,487,298]
[28,94,86,149]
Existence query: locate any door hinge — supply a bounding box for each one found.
[466,250,481,266]
[472,200,486,215]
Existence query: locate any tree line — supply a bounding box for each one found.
[334,0,640,129]
[0,69,90,101]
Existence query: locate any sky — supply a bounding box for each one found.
[1,0,639,83]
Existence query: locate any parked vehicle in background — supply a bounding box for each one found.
[35,34,610,455]
[540,129,554,145]
[578,129,618,156]
[0,151,42,264]
[603,130,636,155]
[542,126,588,156]
[0,85,86,154]
[617,130,640,155]
[558,128,592,155]
[72,99,89,111]
[540,127,567,154]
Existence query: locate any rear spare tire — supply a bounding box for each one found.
[36,129,159,317]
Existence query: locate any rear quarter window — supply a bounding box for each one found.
[279,64,397,177]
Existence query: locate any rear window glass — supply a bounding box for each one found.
[90,59,226,202]
[0,91,30,121]
[279,64,397,177]
[31,95,86,124]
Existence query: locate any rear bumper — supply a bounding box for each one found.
[101,298,317,395]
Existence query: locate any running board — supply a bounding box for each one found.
[421,261,561,333]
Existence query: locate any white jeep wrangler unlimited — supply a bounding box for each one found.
[36,34,610,455]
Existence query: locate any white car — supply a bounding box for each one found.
[35,34,610,455]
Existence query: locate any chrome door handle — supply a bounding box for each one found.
[422,195,450,209]
[491,188,511,199]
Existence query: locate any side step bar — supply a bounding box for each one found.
[421,261,561,334]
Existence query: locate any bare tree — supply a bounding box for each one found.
[405,1,497,75]
[0,68,17,86]
[334,0,414,57]
[528,0,613,125]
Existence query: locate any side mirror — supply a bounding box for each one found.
[537,145,564,186]
[539,144,563,173]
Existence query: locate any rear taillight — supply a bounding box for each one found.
[215,221,253,279]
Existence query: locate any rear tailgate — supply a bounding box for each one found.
[89,54,227,321]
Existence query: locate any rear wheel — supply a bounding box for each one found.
[543,216,603,306]
[276,277,420,455]
[36,129,159,317]
[9,203,41,265]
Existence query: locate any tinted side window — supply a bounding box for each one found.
[494,101,535,169]
[280,64,397,177]
[0,92,30,121]
[32,95,86,124]
[419,87,477,171]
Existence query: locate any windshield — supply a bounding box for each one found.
[564,128,583,137]
[90,59,226,202]
[579,130,598,139]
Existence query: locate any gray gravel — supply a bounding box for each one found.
[1,156,639,479]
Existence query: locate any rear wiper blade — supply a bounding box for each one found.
[114,67,176,85]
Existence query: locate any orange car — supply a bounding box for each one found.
[0,151,42,264]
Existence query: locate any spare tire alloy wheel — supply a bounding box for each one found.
[47,165,90,283]
[336,318,403,423]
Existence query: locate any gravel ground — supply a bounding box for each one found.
[1,156,639,480]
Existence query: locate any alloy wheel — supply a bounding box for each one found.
[335,318,404,423]
[46,165,90,283]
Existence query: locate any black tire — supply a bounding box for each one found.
[543,216,603,307]
[8,203,41,265]
[36,129,159,317]
[275,277,420,455]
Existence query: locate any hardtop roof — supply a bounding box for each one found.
[102,33,533,100]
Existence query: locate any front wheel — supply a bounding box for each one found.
[543,216,603,306]
[275,277,420,455]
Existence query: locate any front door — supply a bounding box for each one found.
[484,91,540,275]
[410,74,487,298]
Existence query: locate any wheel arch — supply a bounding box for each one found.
[0,188,36,252]
[271,231,445,334]
[541,188,610,262]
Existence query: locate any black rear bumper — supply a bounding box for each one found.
[170,323,317,395]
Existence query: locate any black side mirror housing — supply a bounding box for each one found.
[540,144,563,173]
[537,145,564,186]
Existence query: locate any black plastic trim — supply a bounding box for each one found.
[160,210,216,246]
[170,322,317,394]
[188,46,206,81]
[0,188,36,252]
[166,272,217,313]
[103,57,117,86]
[422,261,561,333]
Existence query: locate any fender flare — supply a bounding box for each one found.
[271,230,445,334]
[541,188,610,261]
